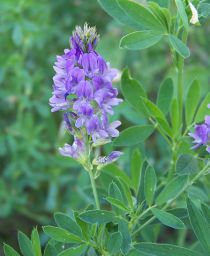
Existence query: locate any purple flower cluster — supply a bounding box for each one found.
[50,24,122,163]
[189,104,210,153]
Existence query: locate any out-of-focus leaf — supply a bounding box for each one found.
[176,154,199,176]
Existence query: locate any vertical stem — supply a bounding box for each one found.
[177,30,188,130]
[89,168,100,210]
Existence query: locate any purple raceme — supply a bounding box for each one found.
[189,104,210,153]
[50,24,122,166]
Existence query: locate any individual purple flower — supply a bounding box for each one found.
[59,137,85,159]
[93,151,123,166]
[189,104,210,153]
[50,24,122,162]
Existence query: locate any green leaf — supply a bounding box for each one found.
[156,176,188,205]
[54,212,83,237]
[187,198,210,253]
[43,226,83,244]
[12,24,23,46]
[117,0,165,31]
[148,2,171,32]
[106,196,130,211]
[185,80,201,126]
[198,3,210,18]
[31,228,41,256]
[130,242,202,256]
[18,232,34,256]
[97,0,142,29]
[175,0,189,30]
[120,31,162,50]
[157,78,174,114]
[144,165,157,206]
[151,208,185,229]
[176,154,199,176]
[195,92,210,123]
[79,210,115,224]
[131,149,143,195]
[117,218,131,254]
[107,232,123,255]
[168,35,190,58]
[4,244,20,256]
[121,68,147,115]
[201,204,210,226]
[43,242,58,256]
[108,181,124,214]
[114,125,154,147]
[102,164,132,188]
[58,245,87,256]
[142,97,172,137]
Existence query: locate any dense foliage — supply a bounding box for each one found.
[1,0,210,255]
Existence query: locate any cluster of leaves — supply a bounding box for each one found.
[1,0,210,255]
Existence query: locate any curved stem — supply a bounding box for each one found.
[89,168,100,210]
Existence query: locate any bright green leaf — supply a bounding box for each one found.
[54,212,83,237]
[156,176,188,205]
[168,35,190,58]
[120,31,162,50]
[106,196,130,212]
[114,125,154,147]
[151,208,185,229]
[175,0,189,30]
[31,228,41,256]
[18,232,34,256]
[157,78,174,114]
[117,0,165,31]
[43,226,82,244]
[185,80,201,126]
[131,149,143,195]
[144,165,157,206]
[195,92,210,123]
[79,210,115,224]
[4,244,20,256]
[58,245,87,256]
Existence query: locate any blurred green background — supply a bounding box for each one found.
[0,0,209,252]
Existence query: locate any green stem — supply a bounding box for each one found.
[89,168,100,210]
[177,29,188,130]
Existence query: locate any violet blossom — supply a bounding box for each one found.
[49,24,122,164]
[189,104,210,153]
